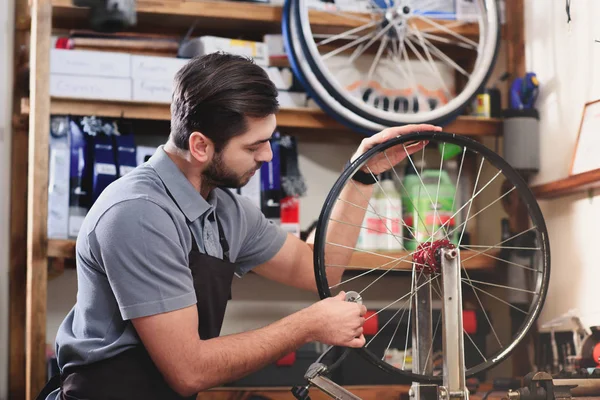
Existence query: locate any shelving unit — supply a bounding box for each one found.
[20,97,504,137]
[9,0,526,398]
[531,168,600,200]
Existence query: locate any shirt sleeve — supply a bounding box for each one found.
[89,199,196,320]
[234,195,288,276]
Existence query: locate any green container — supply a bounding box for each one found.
[402,169,457,250]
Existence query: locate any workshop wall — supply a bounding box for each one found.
[525,0,600,329]
[0,0,14,397]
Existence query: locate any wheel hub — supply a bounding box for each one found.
[413,239,456,275]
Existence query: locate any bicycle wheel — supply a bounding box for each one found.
[313,132,550,382]
[283,0,500,134]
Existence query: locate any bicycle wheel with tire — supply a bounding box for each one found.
[283,0,501,134]
[313,131,550,383]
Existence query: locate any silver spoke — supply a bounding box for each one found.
[462,278,537,294]
[415,14,478,47]
[348,16,399,63]
[366,35,388,84]
[330,258,404,289]
[322,30,377,60]
[319,9,373,24]
[408,26,470,76]
[406,32,453,97]
[365,274,440,320]
[317,20,379,46]
[418,30,477,50]
[462,267,503,348]
[329,217,414,243]
[461,244,541,251]
[460,247,541,273]
[465,282,530,315]
[461,226,539,264]
[458,157,484,247]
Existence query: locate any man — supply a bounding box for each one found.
[42,52,440,400]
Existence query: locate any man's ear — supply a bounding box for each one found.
[189,131,213,163]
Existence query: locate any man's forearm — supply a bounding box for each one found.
[324,180,375,285]
[188,309,313,393]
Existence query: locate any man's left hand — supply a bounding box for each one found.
[350,124,442,176]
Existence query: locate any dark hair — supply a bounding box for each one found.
[170,52,279,151]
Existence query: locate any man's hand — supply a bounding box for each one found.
[305,291,367,348]
[350,124,442,175]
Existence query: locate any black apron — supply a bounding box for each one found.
[37,218,236,400]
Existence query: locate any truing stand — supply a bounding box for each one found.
[292,243,470,400]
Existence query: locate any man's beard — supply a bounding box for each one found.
[203,151,262,189]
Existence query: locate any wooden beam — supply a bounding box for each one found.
[26,0,52,397]
[505,0,526,79]
[9,127,28,400]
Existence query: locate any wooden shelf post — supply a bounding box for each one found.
[26,0,52,397]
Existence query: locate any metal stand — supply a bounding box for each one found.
[293,247,470,400]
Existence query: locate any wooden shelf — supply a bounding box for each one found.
[20,98,503,138]
[51,0,481,39]
[531,168,600,200]
[49,238,498,271]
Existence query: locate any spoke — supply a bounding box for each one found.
[402,144,449,237]
[407,26,470,77]
[443,183,513,240]
[458,157,484,247]
[365,274,440,320]
[317,20,379,46]
[369,289,414,349]
[464,282,530,315]
[401,43,428,111]
[418,31,477,50]
[461,226,539,264]
[330,217,414,242]
[325,241,397,261]
[415,15,478,47]
[459,246,541,273]
[406,33,452,98]
[430,142,446,244]
[464,327,487,362]
[330,258,404,289]
[387,49,421,110]
[418,20,467,35]
[423,308,442,374]
[349,180,418,242]
[462,267,503,348]
[385,152,431,237]
[462,244,541,251]
[322,30,377,61]
[348,16,400,63]
[403,267,418,369]
[450,147,466,229]
[326,263,413,271]
[366,35,388,83]
[462,278,537,294]
[365,166,416,245]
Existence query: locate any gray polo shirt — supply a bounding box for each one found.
[53,146,288,373]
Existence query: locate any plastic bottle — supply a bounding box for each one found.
[402,160,458,250]
[375,171,403,251]
[360,176,383,251]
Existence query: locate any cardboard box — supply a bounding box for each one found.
[130,55,189,81]
[50,74,132,101]
[132,79,173,103]
[50,49,131,78]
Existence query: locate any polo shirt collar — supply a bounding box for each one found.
[148,146,216,222]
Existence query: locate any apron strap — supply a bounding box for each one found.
[35,374,61,400]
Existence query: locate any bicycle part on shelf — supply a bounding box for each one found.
[282,0,501,134]
[313,131,550,384]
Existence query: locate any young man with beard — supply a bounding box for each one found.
[41,52,440,400]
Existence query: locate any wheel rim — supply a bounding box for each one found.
[313,132,550,382]
[285,0,500,132]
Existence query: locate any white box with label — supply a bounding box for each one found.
[50,49,131,78]
[50,74,132,101]
[181,36,269,66]
[132,79,173,103]
[130,55,189,81]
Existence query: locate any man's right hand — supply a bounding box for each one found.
[305,291,367,348]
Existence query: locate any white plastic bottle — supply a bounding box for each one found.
[376,171,403,251]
